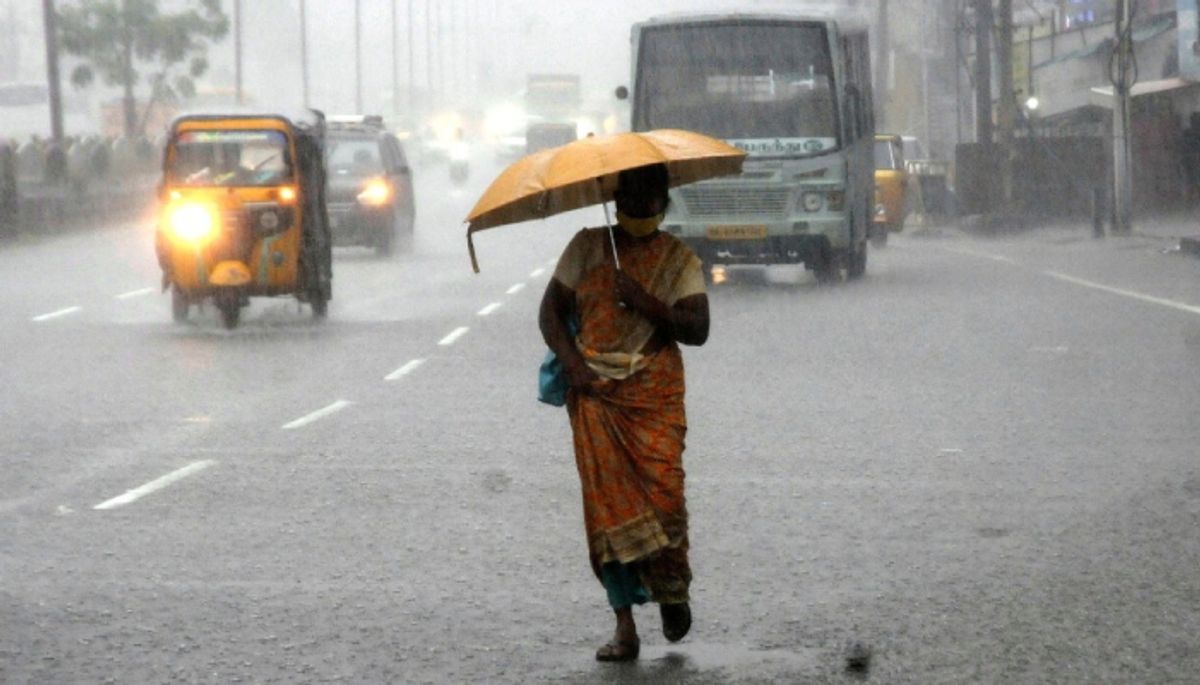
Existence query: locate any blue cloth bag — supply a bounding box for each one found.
[538,314,579,407]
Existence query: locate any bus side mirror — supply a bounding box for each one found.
[615,86,629,101]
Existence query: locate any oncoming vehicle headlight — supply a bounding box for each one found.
[168,202,217,243]
[802,192,823,212]
[357,179,392,206]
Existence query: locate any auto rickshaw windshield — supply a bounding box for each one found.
[169,129,294,187]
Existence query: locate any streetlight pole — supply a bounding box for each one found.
[1112,0,1134,234]
[41,0,64,143]
[234,0,243,105]
[407,0,415,113]
[355,0,363,113]
[300,0,309,108]
[392,0,399,116]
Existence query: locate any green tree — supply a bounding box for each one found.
[58,0,229,138]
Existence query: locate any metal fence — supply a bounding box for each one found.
[0,136,160,240]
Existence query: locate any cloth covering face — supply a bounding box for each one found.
[554,226,704,604]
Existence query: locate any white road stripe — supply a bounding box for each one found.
[477,302,502,316]
[506,283,526,295]
[116,287,155,300]
[32,306,81,322]
[282,399,353,430]
[940,246,1016,263]
[1045,271,1200,316]
[93,460,216,510]
[385,358,426,381]
[529,267,546,278]
[438,326,469,346]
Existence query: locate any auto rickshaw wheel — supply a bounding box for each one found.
[870,224,889,248]
[215,292,241,329]
[171,285,190,322]
[310,289,328,319]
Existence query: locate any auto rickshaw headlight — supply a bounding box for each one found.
[357,178,392,206]
[168,202,217,243]
[277,186,298,204]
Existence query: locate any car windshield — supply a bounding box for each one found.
[326,136,384,177]
[169,129,292,187]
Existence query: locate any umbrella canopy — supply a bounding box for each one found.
[465,129,746,272]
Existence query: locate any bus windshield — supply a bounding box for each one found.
[635,22,837,156]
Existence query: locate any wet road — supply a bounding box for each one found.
[2,154,1200,683]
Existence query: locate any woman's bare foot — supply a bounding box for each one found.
[595,607,640,662]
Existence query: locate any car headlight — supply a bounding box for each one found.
[357,179,392,206]
[802,192,823,212]
[168,202,217,243]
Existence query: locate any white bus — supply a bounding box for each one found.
[624,10,874,281]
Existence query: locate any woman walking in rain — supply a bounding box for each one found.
[538,163,710,662]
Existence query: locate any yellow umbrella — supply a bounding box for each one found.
[465,129,746,272]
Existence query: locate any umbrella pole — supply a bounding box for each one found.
[601,200,621,271]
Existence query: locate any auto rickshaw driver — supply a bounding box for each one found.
[156,114,333,329]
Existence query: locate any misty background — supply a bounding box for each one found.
[1,0,870,139]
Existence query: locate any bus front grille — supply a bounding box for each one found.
[679,187,791,217]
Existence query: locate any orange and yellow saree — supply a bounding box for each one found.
[553,227,705,604]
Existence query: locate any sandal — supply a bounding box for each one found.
[660,602,691,643]
[595,638,640,662]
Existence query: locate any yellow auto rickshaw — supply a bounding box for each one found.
[872,133,909,247]
[155,113,332,328]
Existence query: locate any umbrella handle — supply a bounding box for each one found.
[601,197,621,271]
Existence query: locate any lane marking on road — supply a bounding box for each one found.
[1044,270,1200,316]
[93,460,217,511]
[282,399,353,430]
[1030,345,1070,354]
[385,358,426,381]
[438,326,469,346]
[529,267,546,278]
[506,283,526,295]
[116,287,155,300]
[477,302,502,316]
[939,246,1016,264]
[32,306,82,322]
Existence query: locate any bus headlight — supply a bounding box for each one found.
[357,178,392,206]
[168,202,218,243]
[827,191,846,212]
[801,192,823,212]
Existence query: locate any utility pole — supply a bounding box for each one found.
[234,0,243,105]
[41,0,63,143]
[1112,0,1134,234]
[300,0,309,108]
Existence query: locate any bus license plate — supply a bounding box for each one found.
[707,225,768,240]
